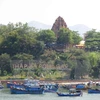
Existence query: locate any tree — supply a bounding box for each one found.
[0,53,11,76]
[37,29,57,44]
[72,31,83,45]
[85,29,100,51]
[68,49,91,79]
[84,29,97,40]
[0,23,39,56]
[57,28,73,47]
[32,41,45,58]
[88,52,100,78]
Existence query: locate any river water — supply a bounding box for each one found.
[0,88,100,100]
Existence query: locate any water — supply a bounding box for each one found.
[0,88,100,100]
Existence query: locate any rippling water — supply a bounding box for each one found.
[0,88,100,100]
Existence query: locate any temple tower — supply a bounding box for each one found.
[51,16,67,37]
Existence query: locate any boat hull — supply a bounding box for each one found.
[57,92,81,97]
[88,89,100,93]
[10,87,44,94]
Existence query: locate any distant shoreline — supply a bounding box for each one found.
[1,79,100,85]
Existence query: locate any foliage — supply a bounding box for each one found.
[68,49,91,79]
[85,29,100,51]
[72,31,83,45]
[57,28,73,46]
[37,29,57,44]
[0,53,11,76]
[0,23,100,79]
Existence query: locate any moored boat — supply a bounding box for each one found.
[10,85,44,94]
[57,92,82,97]
[88,89,100,93]
[56,88,83,97]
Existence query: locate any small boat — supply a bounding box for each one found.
[88,89,100,93]
[57,88,82,97]
[57,92,82,97]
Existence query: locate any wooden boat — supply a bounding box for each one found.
[88,89,100,93]
[56,88,83,97]
[57,92,82,97]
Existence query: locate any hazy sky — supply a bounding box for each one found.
[0,0,100,29]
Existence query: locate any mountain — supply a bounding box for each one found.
[28,21,52,30]
[68,24,91,37]
[28,21,91,36]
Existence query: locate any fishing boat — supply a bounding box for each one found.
[88,89,100,93]
[56,88,82,97]
[10,84,44,94]
[9,79,58,93]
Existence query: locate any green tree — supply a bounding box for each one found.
[68,49,91,79]
[57,28,73,47]
[85,29,100,51]
[0,53,11,76]
[88,52,100,78]
[84,29,97,40]
[37,29,56,44]
[72,31,83,45]
[0,23,39,56]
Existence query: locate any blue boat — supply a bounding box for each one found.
[88,89,100,93]
[8,79,58,94]
[10,85,44,94]
[76,84,86,90]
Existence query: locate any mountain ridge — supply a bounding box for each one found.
[28,21,92,36]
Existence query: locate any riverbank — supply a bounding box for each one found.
[1,79,100,85]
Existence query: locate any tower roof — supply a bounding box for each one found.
[51,16,67,37]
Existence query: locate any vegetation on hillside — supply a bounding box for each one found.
[0,22,100,80]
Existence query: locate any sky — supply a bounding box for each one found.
[0,0,100,30]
